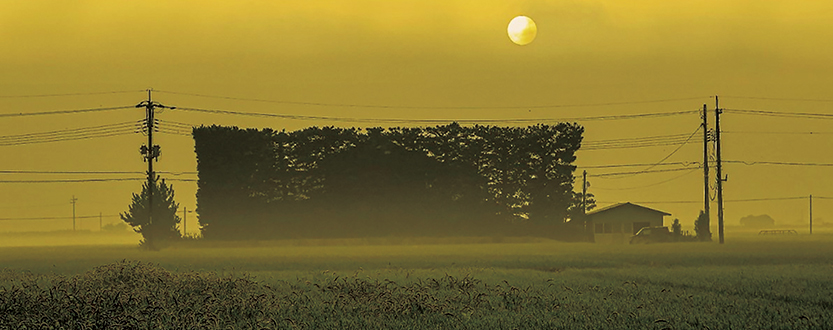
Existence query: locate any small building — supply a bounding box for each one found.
[586,202,671,244]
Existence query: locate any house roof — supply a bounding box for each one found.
[586,202,671,216]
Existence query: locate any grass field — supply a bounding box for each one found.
[1,233,831,329]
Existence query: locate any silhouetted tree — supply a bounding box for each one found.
[121,178,182,249]
[693,210,711,241]
[672,218,682,240]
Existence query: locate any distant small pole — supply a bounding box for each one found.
[183,206,187,236]
[99,212,103,231]
[809,195,813,235]
[70,196,78,231]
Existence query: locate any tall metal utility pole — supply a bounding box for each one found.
[136,89,174,226]
[714,96,725,244]
[70,196,78,231]
[702,104,711,240]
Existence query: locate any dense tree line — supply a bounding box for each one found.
[193,123,586,240]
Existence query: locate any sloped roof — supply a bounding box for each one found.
[586,202,671,216]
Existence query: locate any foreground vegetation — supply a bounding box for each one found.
[0,234,831,329]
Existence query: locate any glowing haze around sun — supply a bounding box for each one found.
[507,16,537,45]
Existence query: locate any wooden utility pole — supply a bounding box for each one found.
[582,170,588,214]
[70,196,78,231]
[136,89,173,227]
[702,104,711,239]
[99,212,102,231]
[183,206,187,237]
[810,195,813,235]
[583,170,593,242]
[714,96,725,244]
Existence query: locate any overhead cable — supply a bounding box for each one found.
[174,106,698,124]
[720,96,833,102]
[0,214,121,221]
[723,160,833,167]
[724,108,833,119]
[590,169,700,191]
[156,90,707,110]
[0,90,145,99]
[0,106,135,118]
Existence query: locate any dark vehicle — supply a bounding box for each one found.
[629,226,672,244]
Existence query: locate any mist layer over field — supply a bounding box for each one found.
[2,234,832,328]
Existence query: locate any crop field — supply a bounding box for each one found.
[1,233,832,329]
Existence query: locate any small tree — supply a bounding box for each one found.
[671,218,682,240]
[121,178,182,249]
[693,210,711,242]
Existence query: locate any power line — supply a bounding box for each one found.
[591,169,700,191]
[0,131,137,146]
[0,90,145,99]
[588,166,698,178]
[0,121,140,146]
[723,130,833,135]
[0,214,121,221]
[0,178,145,183]
[0,106,135,118]
[0,170,196,175]
[724,108,833,120]
[579,161,699,169]
[720,96,833,102]
[157,90,708,110]
[0,177,196,183]
[174,106,699,124]
[630,125,701,172]
[582,133,697,150]
[723,160,833,167]
[596,196,815,205]
[0,170,144,175]
[589,125,701,182]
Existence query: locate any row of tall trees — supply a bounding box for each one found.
[193,123,587,240]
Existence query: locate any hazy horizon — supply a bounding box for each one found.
[2,1,833,236]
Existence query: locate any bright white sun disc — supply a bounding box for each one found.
[507,16,537,45]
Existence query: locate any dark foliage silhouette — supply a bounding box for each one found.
[120,178,182,249]
[193,123,584,240]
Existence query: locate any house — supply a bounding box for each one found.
[586,202,671,244]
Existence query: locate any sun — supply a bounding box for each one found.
[507,16,537,46]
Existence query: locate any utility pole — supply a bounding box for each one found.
[714,96,726,244]
[582,170,593,242]
[582,170,588,214]
[70,196,77,231]
[99,212,103,231]
[810,195,813,235]
[136,89,173,227]
[702,104,711,240]
[183,206,187,237]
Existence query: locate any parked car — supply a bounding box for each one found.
[629,226,672,244]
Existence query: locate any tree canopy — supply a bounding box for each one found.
[193,123,585,240]
[120,178,182,248]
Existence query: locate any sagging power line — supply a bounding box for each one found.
[156,89,708,110]
[173,106,699,124]
[0,120,142,146]
[0,106,134,118]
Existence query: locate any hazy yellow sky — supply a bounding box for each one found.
[2,1,832,234]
